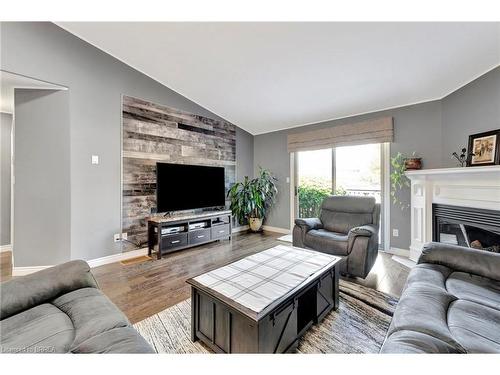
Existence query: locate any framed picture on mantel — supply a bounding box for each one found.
[467,129,500,167]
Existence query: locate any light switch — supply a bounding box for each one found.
[91,155,99,165]
[392,229,399,237]
[286,177,290,183]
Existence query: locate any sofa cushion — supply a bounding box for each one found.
[51,287,130,349]
[0,260,98,320]
[446,272,500,310]
[382,261,500,353]
[448,299,500,353]
[71,327,155,354]
[319,196,376,233]
[379,329,460,353]
[0,303,74,353]
[320,211,373,234]
[304,229,348,255]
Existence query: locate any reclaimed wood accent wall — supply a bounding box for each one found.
[122,95,236,251]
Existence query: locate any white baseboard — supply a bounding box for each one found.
[386,247,411,257]
[262,225,291,234]
[13,265,52,276]
[13,248,150,276]
[392,255,416,269]
[0,244,12,253]
[231,225,249,233]
[87,248,148,268]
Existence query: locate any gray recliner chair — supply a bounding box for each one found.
[293,195,380,278]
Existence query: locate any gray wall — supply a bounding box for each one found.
[254,100,443,249]
[442,66,500,167]
[1,22,254,265]
[14,89,71,266]
[236,127,255,182]
[254,67,499,250]
[1,112,12,246]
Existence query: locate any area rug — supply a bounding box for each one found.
[133,279,398,353]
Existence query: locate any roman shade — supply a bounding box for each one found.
[287,116,393,152]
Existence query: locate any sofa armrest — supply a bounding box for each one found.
[1,260,99,320]
[294,217,322,231]
[418,242,500,281]
[348,224,377,238]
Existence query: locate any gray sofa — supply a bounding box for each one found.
[0,260,154,353]
[381,242,500,353]
[293,195,380,278]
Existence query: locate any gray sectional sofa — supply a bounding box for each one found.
[0,260,154,353]
[381,242,500,353]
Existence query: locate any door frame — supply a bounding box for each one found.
[290,143,391,251]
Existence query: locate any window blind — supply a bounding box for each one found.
[287,116,393,152]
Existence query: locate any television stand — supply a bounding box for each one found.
[147,210,232,260]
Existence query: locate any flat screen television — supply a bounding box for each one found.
[156,162,226,213]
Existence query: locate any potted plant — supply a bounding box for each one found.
[228,167,278,232]
[390,152,411,210]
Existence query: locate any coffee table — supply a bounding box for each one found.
[186,245,341,353]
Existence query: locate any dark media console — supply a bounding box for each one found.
[147,210,232,260]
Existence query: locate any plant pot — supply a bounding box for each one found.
[249,217,263,232]
[404,157,422,170]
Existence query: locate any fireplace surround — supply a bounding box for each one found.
[433,204,500,252]
[405,165,500,261]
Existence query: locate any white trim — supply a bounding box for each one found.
[262,225,291,234]
[0,244,12,253]
[13,265,52,276]
[231,225,249,233]
[391,255,416,269]
[386,247,411,257]
[382,142,391,252]
[405,165,500,177]
[12,248,150,276]
[87,248,148,268]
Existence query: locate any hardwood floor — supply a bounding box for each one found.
[93,231,410,324]
[0,250,13,282]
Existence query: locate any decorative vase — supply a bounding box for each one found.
[404,157,422,170]
[249,217,263,232]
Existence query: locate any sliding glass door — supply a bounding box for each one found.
[335,143,381,202]
[294,143,385,246]
[296,148,333,218]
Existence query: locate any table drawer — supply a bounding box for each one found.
[189,228,211,245]
[211,224,230,239]
[161,233,188,250]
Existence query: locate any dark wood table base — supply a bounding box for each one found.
[190,265,339,353]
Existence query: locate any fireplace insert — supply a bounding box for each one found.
[433,204,500,253]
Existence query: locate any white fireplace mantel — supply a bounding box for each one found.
[405,165,500,261]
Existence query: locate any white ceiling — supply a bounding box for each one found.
[57,22,500,135]
[0,70,66,114]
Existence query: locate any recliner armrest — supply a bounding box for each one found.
[0,260,99,320]
[419,242,500,281]
[294,217,323,231]
[348,224,377,238]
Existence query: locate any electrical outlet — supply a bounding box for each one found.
[121,232,128,241]
[113,233,121,242]
[392,229,399,237]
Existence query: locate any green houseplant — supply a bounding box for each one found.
[390,152,411,209]
[227,167,278,231]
